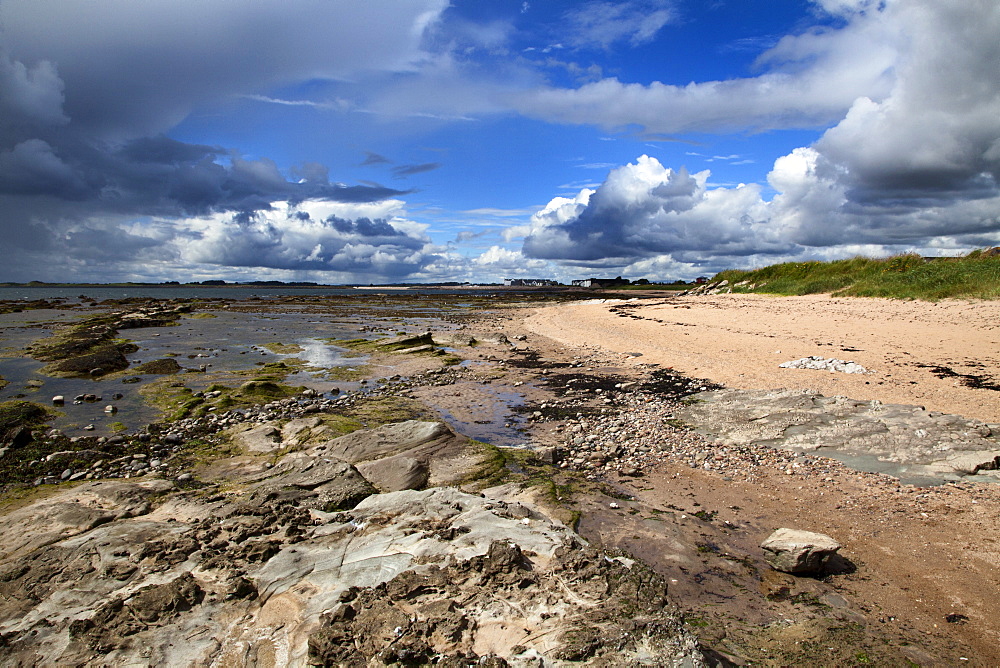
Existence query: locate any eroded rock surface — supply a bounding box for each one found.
[0,413,703,667]
[677,388,1000,479]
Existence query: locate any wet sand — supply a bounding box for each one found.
[523,293,1000,423]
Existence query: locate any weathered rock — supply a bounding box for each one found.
[0,485,705,667]
[321,420,452,464]
[254,457,376,511]
[779,355,869,374]
[376,331,434,348]
[761,528,841,575]
[935,451,1000,475]
[395,343,434,354]
[357,455,429,492]
[233,424,282,453]
[435,332,477,347]
[134,358,183,374]
[280,416,323,444]
[0,479,174,562]
[676,388,1000,480]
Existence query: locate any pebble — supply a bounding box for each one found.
[555,391,851,484]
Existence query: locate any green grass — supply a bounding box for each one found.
[712,250,1000,300]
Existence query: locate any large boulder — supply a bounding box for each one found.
[760,528,841,575]
[357,455,429,492]
[321,420,452,464]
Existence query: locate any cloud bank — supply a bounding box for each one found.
[0,0,449,281]
[509,0,1000,274]
[1,0,998,283]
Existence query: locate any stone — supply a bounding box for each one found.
[254,458,376,511]
[234,424,282,453]
[376,331,434,348]
[394,344,434,354]
[676,388,1000,481]
[760,528,841,575]
[940,451,1000,475]
[52,396,64,405]
[280,416,323,443]
[357,455,430,492]
[321,421,452,464]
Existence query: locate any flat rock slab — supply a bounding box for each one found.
[233,424,282,453]
[280,416,324,443]
[0,479,174,562]
[394,343,434,354]
[306,421,476,491]
[676,388,1000,478]
[357,455,429,492]
[253,456,376,511]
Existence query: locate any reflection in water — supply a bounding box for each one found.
[0,308,373,436]
[292,339,363,369]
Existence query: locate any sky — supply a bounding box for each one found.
[1,0,999,284]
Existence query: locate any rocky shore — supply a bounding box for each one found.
[1,292,999,665]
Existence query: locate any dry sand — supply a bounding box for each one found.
[523,292,1000,423]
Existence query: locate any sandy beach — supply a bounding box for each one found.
[499,292,1000,664]
[524,292,1000,423]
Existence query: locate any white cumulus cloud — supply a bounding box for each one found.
[515,0,1000,272]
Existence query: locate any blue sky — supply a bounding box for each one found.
[1,0,998,283]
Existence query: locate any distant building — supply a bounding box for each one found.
[571,276,631,288]
[503,278,560,287]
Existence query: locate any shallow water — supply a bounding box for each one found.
[419,383,531,448]
[802,448,956,487]
[0,307,373,435]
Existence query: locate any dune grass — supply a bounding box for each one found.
[711,250,1000,300]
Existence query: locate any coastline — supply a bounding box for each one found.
[522,292,1000,423]
[493,293,1000,664]
[2,292,1000,665]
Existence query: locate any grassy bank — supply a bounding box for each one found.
[712,250,1000,300]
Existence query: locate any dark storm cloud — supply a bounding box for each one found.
[327,215,405,238]
[0,1,450,139]
[0,133,412,223]
[0,0,449,281]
